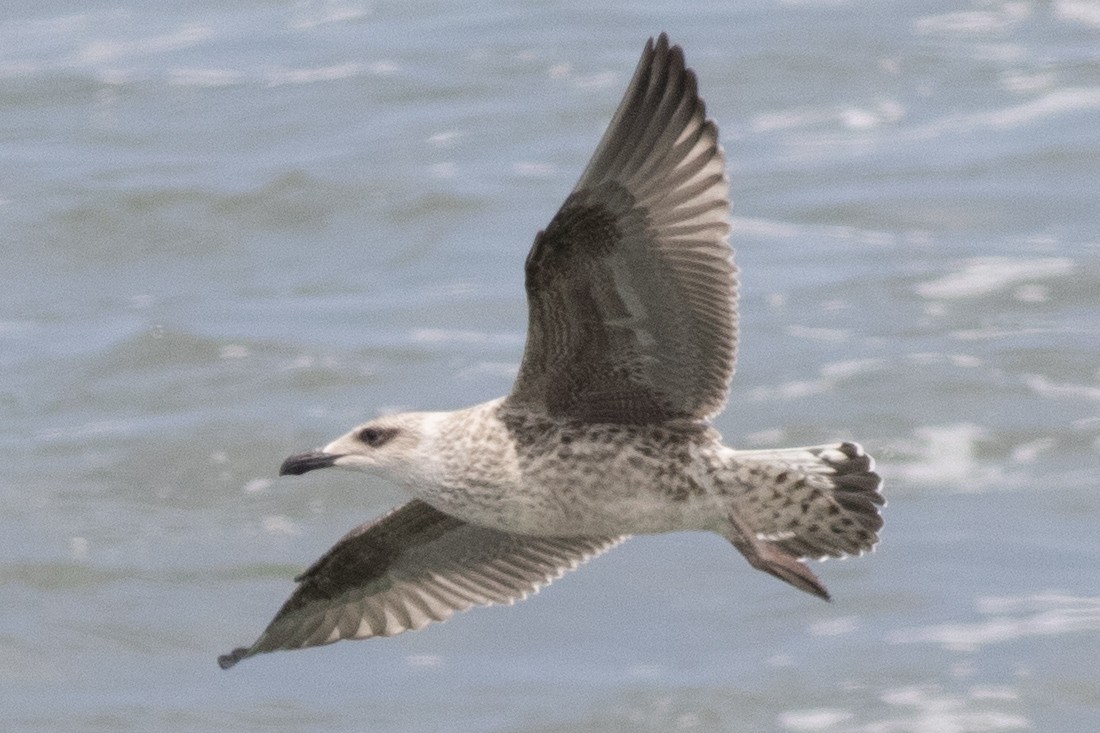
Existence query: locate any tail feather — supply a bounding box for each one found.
[727,442,884,562]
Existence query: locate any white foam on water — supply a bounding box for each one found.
[916,257,1073,300]
[780,685,1028,732]
[242,478,272,494]
[366,60,399,76]
[219,344,249,359]
[729,215,899,248]
[751,106,835,133]
[1012,284,1049,303]
[820,358,885,379]
[1025,374,1100,402]
[78,24,213,65]
[750,379,827,400]
[427,130,462,148]
[1056,0,1100,28]
[750,99,905,135]
[545,62,618,90]
[289,0,369,30]
[729,216,803,240]
[914,5,1031,36]
[750,358,884,402]
[888,423,1007,492]
[877,686,1028,731]
[808,615,859,637]
[787,325,850,343]
[1000,71,1056,94]
[908,353,982,368]
[261,515,303,536]
[913,88,1100,137]
[778,708,854,731]
[890,594,1100,653]
[842,100,906,130]
[1009,438,1054,464]
[70,536,89,561]
[169,68,243,87]
[512,161,556,178]
[265,62,363,86]
[970,686,1019,701]
[405,653,443,667]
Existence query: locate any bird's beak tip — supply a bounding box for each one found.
[279,451,341,476]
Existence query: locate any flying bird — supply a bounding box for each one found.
[219,33,884,669]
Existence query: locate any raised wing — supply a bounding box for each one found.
[218,500,624,668]
[507,33,737,424]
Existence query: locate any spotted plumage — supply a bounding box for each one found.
[219,33,884,670]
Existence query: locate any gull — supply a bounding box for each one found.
[219,33,884,669]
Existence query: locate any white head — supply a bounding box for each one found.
[279,411,444,487]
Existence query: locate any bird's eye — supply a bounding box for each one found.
[357,427,395,446]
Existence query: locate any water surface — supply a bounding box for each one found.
[3,1,1099,730]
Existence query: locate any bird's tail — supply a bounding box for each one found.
[719,442,884,599]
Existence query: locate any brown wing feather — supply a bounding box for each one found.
[508,33,737,424]
[218,500,624,668]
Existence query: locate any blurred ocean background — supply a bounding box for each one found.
[3,1,1099,730]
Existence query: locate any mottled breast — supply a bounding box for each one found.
[424,400,727,535]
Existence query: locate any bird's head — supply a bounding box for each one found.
[279,412,442,486]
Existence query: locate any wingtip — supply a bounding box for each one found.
[217,646,249,670]
[652,32,686,61]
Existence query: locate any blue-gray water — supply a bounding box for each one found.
[3,1,1099,730]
